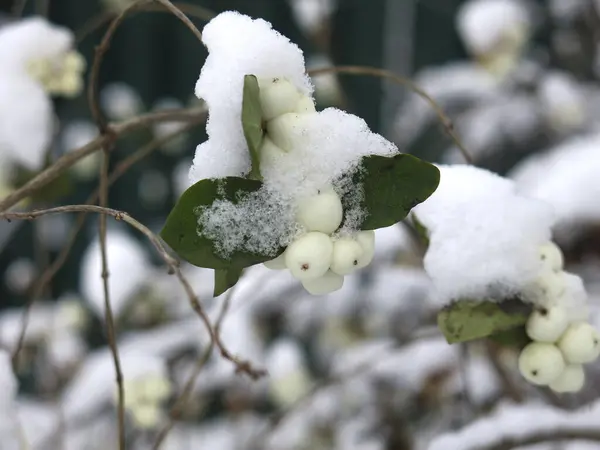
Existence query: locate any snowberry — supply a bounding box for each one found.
[549,364,585,393]
[259,137,287,176]
[557,322,600,364]
[355,230,375,269]
[266,112,311,152]
[518,342,565,385]
[330,237,365,275]
[296,187,343,234]
[264,252,287,270]
[538,241,564,273]
[529,270,566,304]
[258,77,302,121]
[302,270,344,295]
[295,95,316,113]
[526,306,569,343]
[284,232,333,280]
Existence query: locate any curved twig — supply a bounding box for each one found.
[307,65,474,164]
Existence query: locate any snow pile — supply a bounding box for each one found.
[190,11,313,181]
[510,133,600,236]
[80,229,151,319]
[429,400,600,450]
[457,0,530,56]
[413,165,554,304]
[0,17,84,172]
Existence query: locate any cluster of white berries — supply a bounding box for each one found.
[26,50,86,98]
[263,188,375,295]
[518,242,600,393]
[256,77,376,295]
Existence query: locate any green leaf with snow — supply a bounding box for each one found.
[161,177,275,270]
[437,299,531,344]
[213,266,244,297]
[353,154,440,230]
[242,74,264,180]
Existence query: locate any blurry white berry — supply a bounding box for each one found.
[518,342,565,385]
[266,113,311,152]
[539,242,564,272]
[355,230,375,269]
[530,271,566,303]
[330,237,364,275]
[302,270,344,295]
[295,95,316,113]
[526,306,569,343]
[264,252,287,270]
[549,364,585,393]
[296,187,343,234]
[258,77,302,121]
[557,322,600,364]
[131,404,161,429]
[284,232,333,280]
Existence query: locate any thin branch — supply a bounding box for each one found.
[153,0,204,42]
[0,105,205,213]
[485,342,524,404]
[307,65,474,165]
[75,2,215,43]
[484,429,600,450]
[1,205,265,380]
[152,280,241,449]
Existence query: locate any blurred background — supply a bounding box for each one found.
[2,0,600,449]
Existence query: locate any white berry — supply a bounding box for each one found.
[330,237,365,275]
[266,113,311,152]
[296,187,343,234]
[355,230,375,269]
[538,241,564,272]
[518,342,565,385]
[295,95,316,113]
[302,270,344,295]
[284,232,333,281]
[264,252,287,270]
[526,306,569,343]
[549,364,585,393]
[557,322,600,364]
[530,270,566,303]
[258,77,302,121]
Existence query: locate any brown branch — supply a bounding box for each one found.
[11,114,205,365]
[75,2,215,44]
[307,65,474,165]
[485,342,525,404]
[0,105,205,213]
[151,279,241,449]
[484,429,600,450]
[153,0,204,42]
[1,205,265,380]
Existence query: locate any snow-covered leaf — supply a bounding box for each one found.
[161,176,281,269]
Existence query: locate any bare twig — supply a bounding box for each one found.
[0,105,205,213]
[12,117,205,363]
[153,0,204,42]
[76,2,215,43]
[307,65,474,164]
[484,429,600,450]
[1,205,265,381]
[152,281,241,449]
[485,342,525,404]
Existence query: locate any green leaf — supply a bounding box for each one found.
[352,154,440,230]
[437,299,531,344]
[242,74,264,180]
[489,327,530,349]
[214,267,244,297]
[161,176,276,269]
